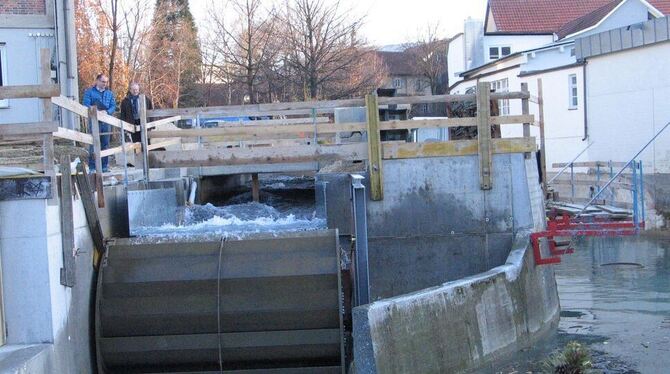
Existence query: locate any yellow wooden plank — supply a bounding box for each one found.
[382,138,537,159]
[0,84,60,100]
[365,94,383,201]
[53,127,94,145]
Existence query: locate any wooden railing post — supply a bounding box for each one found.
[477,81,492,190]
[537,78,547,192]
[365,94,383,200]
[521,82,531,159]
[39,48,57,203]
[89,106,105,207]
[139,94,150,183]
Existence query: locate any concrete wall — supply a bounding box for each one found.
[0,193,95,372]
[350,154,560,373]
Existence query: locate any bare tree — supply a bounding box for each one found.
[282,0,378,100]
[406,23,450,95]
[208,0,278,104]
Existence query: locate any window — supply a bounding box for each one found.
[393,78,402,89]
[568,74,578,109]
[491,78,510,115]
[570,48,576,57]
[421,103,429,113]
[0,45,7,108]
[489,46,511,60]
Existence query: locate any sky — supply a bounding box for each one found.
[188,0,487,47]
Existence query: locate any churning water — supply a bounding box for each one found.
[133,176,325,238]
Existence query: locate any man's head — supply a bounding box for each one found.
[95,74,108,91]
[129,82,141,96]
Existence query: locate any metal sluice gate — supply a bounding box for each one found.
[95,229,346,373]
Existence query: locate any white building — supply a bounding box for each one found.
[448,0,669,170]
[576,17,670,215]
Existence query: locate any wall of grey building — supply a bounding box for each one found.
[0,191,95,372]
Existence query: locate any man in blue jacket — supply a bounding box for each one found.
[83,74,116,172]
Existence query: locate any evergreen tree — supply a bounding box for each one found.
[148,0,203,108]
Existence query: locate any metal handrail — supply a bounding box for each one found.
[548,142,594,184]
[577,120,670,216]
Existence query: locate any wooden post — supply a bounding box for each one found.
[40,48,57,203]
[537,78,548,192]
[521,82,531,159]
[365,94,383,200]
[251,173,260,202]
[89,106,105,208]
[75,163,105,268]
[139,94,150,183]
[477,81,492,190]
[59,155,75,287]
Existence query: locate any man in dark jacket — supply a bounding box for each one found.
[120,82,153,143]
[82,74,116,172]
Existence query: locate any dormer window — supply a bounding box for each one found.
[489,46,511,60]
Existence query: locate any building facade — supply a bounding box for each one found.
[0,0,78,127]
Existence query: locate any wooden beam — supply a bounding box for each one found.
[96,111,135,133]
[100,142,141,158]
[251,173,260,202]
[74,163,105,267]
[208,116,330,126]
[145,115,181,130]
[552,161,627,168]
[0,121,59,137]
[365,94,383,200]
[382,138,537,159]
[149,121,367,139]
[0,84,60,100]
[521,82,531,159]
[39,49,57,204]
[53,127,94,145]
[51,95,88,117]
[148,143,367,168]
[88,106,105,208]
[139,94,150,182]
[477,82,492,190]
[147,138,180,151]
[146,91,531,118]
[59,155,75,287]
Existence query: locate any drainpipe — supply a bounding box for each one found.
[581,61,588,141]
[54,0,78,129]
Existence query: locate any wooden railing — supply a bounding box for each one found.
[141,80,539,200]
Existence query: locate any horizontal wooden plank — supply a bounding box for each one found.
[53,127,93,145]
[100,142,141,158]
[146,115,181,130]
[0,84,60,100]
[147,92,530,117]
[0,121,59,136]
[51,95,88,117]
[149,143,367,168]
[552,161,628,168]
[147,138,180,151]
[382,137,537,159]
[149,122,367,139]
[211,117,330,126]
[96,111,136,133]
[150,115,534,141]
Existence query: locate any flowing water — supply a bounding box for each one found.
[495,235,670,373]
[132,176,325,238]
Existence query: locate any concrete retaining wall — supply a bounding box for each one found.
[348,153,560,373]
[0,194,95,373]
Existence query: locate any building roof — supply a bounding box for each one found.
[376,51,415,76]
[556,0,625,38]
[487,0,670,35]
